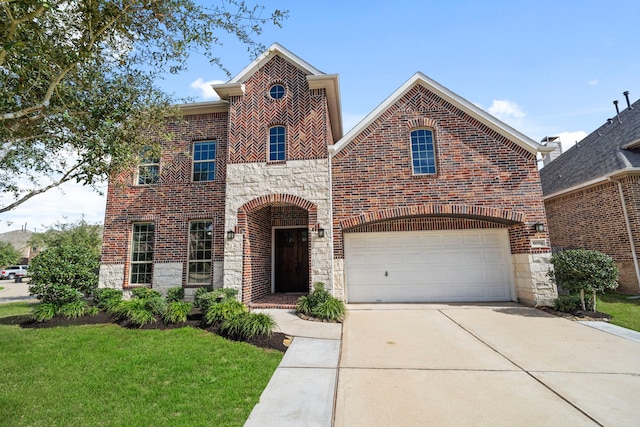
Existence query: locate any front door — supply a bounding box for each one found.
[274,228,309,293]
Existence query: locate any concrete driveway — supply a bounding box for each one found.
[335,303,640,427]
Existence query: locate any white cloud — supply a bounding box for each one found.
[0,181,106,233]
[557,130,588,152]
[588,79,598,86]
[487,100,526,125]
[189,78,224,99]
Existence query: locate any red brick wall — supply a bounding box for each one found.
[545,179,639,293]
[331,84,549,258]
[227,55,330,163]
[243,206,272,303]
[101,112,228,287]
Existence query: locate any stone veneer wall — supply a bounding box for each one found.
[224,159,333,299]
[512,253,556,306]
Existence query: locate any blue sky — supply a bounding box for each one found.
[1,0,639,233]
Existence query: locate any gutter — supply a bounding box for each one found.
[544,166,640,201]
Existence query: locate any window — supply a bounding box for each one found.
[188,221,213,284]
[193,141,216,181]
[269,126,286,161]
[137,147,159,185]
[269,84,285,100]
[130,223,154,285]
[410,129,437,174]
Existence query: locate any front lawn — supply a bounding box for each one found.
[597,293,640,332]
[0,302,282,427]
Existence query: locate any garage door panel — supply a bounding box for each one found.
[345,229,513,303]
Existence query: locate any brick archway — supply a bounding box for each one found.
[237,193,318,233]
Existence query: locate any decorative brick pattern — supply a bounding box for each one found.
[227,55,330,164]
[346,217,508,233]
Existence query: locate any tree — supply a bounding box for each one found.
[1,0,287,213]
[28,217,103,256]
[0,241,21,267]
[549,249,619,311]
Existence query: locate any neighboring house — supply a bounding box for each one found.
[99,43,557,307]
[0,229,37,264]
[540,95,640,294]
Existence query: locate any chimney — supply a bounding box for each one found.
[623,91,632,109]
[614,100,621,123]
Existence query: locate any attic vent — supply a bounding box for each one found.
[530,238,550,248]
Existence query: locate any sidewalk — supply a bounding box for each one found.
[245,309,342,427]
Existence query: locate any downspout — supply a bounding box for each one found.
[327,146,336,297]
[615,179,640,290]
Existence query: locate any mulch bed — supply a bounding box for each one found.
[537,306,612,322]
[1,310,289,353]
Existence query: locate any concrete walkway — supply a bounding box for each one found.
[0,280,36,304]
[335,303,640,427]
[245,309,342,427]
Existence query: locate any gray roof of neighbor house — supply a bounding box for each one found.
[540,97,640,197]
[0,230,33,257]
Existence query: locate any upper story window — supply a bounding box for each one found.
[137,146,160,185]
[193,141,216,182]
[269,84,285,100]
[269,126,286,161]
[410,129,437,175]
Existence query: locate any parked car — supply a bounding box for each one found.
[0,265,29,280]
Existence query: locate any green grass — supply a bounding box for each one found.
[597,293,640,332]
[0,302,283,427]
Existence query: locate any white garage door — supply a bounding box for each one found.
[344,229,513,303]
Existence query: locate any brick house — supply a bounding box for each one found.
[99,43,558,307]
[540,95,640,294]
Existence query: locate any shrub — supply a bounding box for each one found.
[554,295,581,313]
[166,287,185,303]
[193,286,214,308]
[59,300,89,319]
[549,249,619,311]
[215,288,239,301]
[163,301,192,324]
[131,287,161,300]
[28,244,99,305]
[32,303,58,322]
[220,312,276,339]
[204,299,246,325]
[109,289,167,327]
[196,292,220,312]
[93,288,123,309]
[312,298,346,322]
[296,282,346,322]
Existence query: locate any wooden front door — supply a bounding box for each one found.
[274,228,309,293]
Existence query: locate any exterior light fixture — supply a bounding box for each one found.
[317,228,325,238]
[534,223,545,233]
[226,230,235,240]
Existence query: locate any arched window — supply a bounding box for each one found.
[410,129,436,174]
[269,126,286,161]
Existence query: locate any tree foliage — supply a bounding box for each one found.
[0,0,287,212]
[28,217,103,256]
[549,249,619,311]
[0,240,22,267]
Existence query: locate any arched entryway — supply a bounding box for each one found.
[237,194,318,305]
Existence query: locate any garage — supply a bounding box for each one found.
[344,229,513,303]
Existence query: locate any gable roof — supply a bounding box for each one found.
[330,72,554,156]
[212,43,343,141]
[540,98,640,198]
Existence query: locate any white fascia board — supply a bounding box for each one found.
[178,100,229,115]
[543,167,640,200]
[229,42,324,84]
[211,82,245,100]
[331,72,544,156]
[307,74,343,141]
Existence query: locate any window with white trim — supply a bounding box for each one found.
[137,147,160,185]
[410,129,437,174]
[130,223,154,285]
[192,141,216,181]
[269,126,286,161]
[188,221,213,284]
